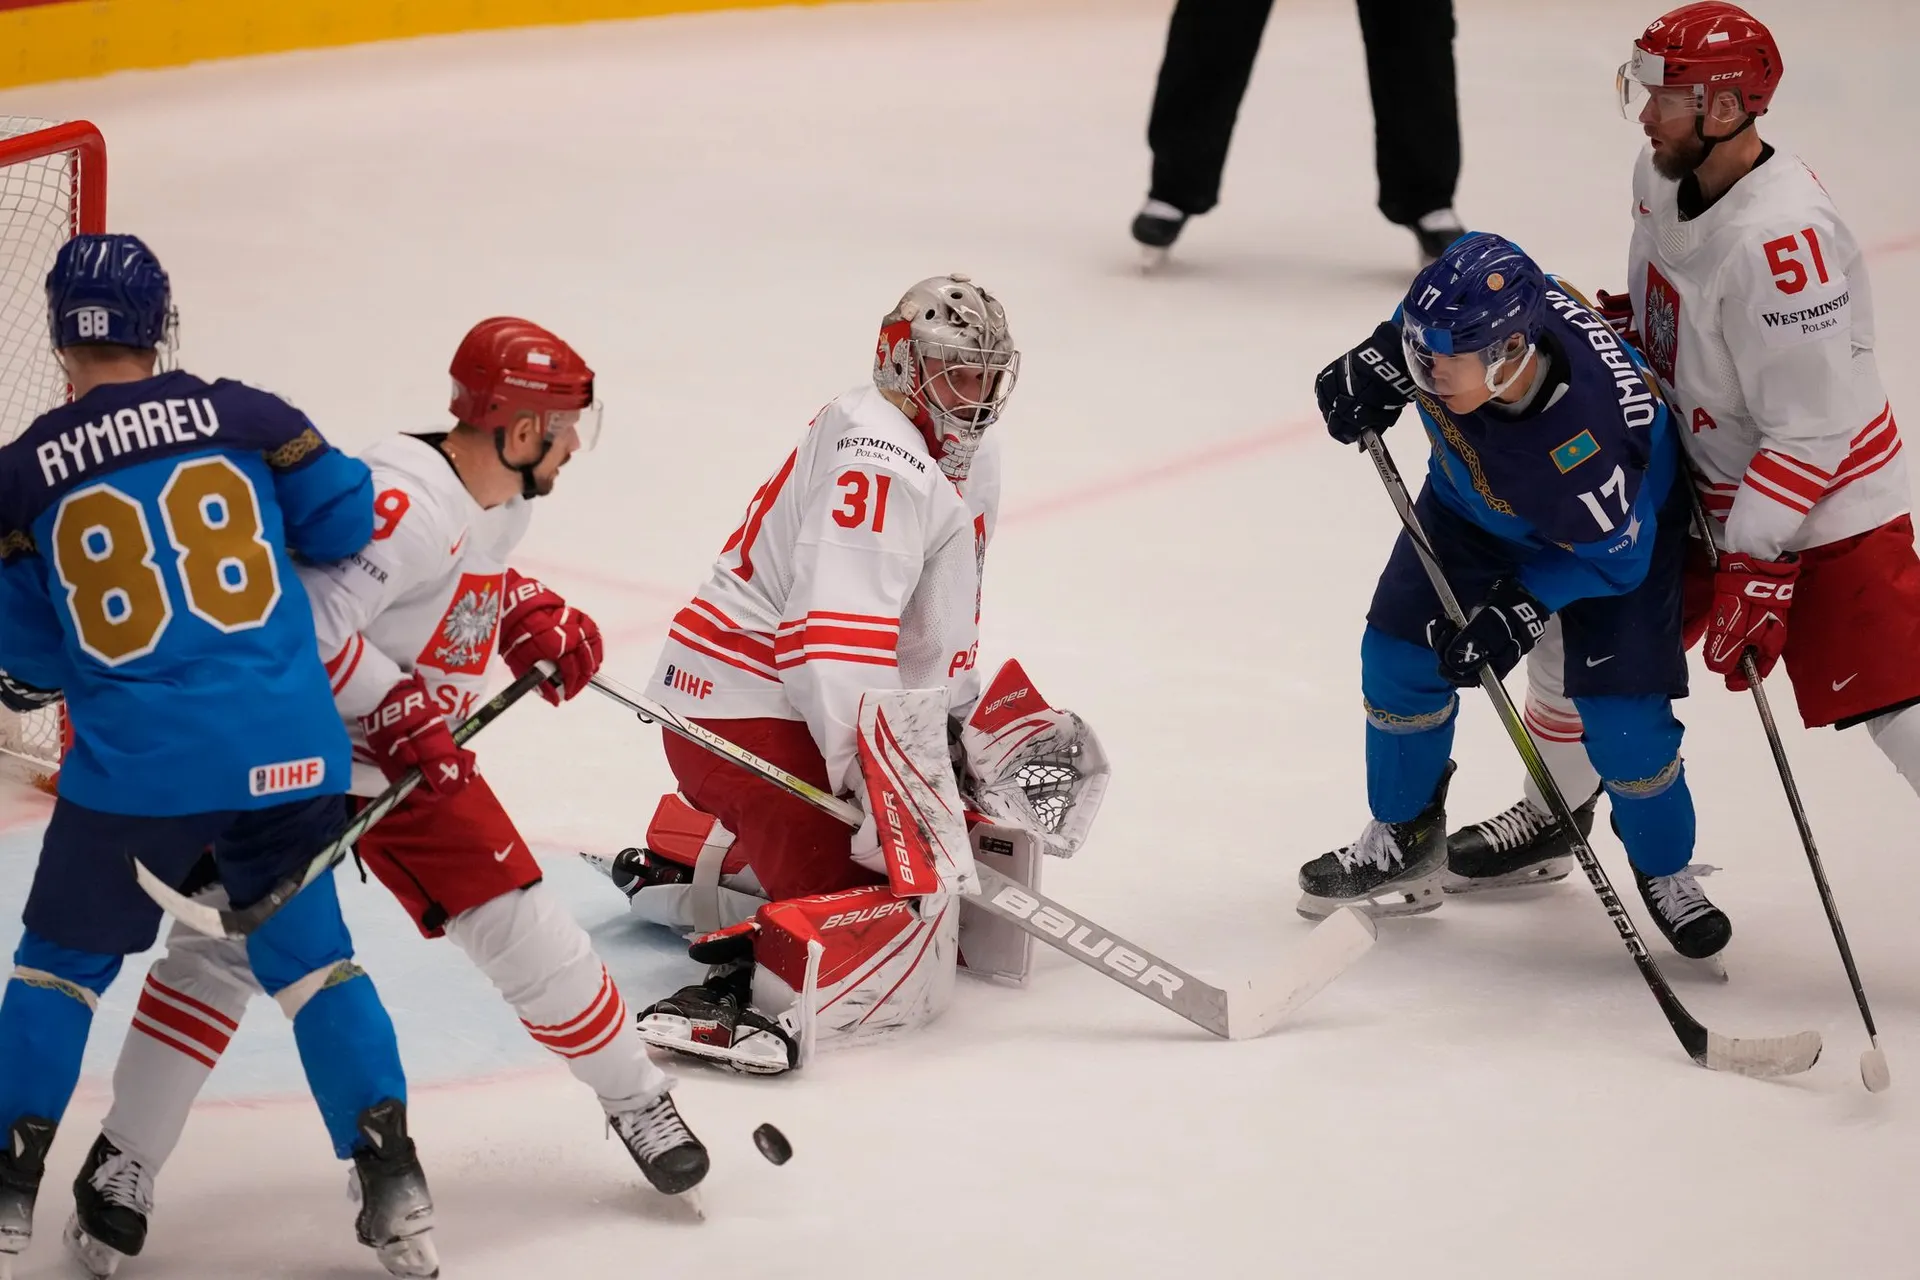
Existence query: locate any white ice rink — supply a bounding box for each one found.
[5,0,1920,1274]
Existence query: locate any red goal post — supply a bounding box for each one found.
[0,117,106,790]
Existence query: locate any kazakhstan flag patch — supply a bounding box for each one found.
[1551,430,1600,474]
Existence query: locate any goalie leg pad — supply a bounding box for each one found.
[625,793,767,935]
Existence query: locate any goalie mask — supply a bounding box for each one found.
[873,274,1020,483]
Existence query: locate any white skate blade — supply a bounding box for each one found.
[63,1214,124,1278]
[638,1013,793,1076]
[578,850,616,880]
[1441,857,1573,894]
[1225,907,1376,1039]
[1297,868,1444,921]
[677,1187,707,1221]
[1703,1028,1822,1079]
[375,1230,440,1279]
[1861,1046,1892,1093]
[1138,244,1170,272]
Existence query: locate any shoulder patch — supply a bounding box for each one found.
[265,427,326,471]
[1551,430,1601,474]
[1750,282,1852,349]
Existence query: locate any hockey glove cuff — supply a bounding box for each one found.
[1426,578,1550,687]
[500,569,604,704]
[1595,289,1641,348]
[1316,320,1418,445]
[361,672,478,797]
[1703,552,1799,690]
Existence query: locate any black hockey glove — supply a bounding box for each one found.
[1315,320,1419,445]
[0,672,60,715]
[1424,579,1550,687]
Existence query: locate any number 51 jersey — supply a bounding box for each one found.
[0,371,374,816]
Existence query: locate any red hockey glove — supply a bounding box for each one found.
[361,672,477,797]
[1702,552,1800,690]
[1595,289,1641,347]
[499,569,603,705]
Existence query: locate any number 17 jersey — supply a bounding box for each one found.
[0,371,374,816]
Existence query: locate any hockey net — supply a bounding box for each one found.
[0,117,104,790]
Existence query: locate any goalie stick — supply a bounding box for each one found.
[588,673,1376,1040]
[133,662,556,940]
[1682,480,1888,1092]
[1360,430,1821,1078]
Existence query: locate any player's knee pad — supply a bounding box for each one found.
[1867,704,1920,795]
[12,931,121,1007]
[447,883,595,1010]
[1576,695,1693,876]
[749,886,958,1047]
[243,870,354,998]
[1361,625,1456,722]
[628,793,766,935]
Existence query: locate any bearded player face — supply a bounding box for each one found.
[1640,87,1743,181]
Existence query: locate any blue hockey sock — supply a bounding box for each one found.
[1576,695,1695,877]
[290,972,407,1159]
[0,933,122,1133]
[1361,626,1458,823]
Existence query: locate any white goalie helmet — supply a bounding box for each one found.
[872,274,1020,482]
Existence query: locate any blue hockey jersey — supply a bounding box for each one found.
[1410,286,1679,612]
[0,371,373,816]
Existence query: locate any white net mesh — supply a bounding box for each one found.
[0,116,87,783]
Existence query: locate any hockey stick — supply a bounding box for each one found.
[588,673,1376,1039]
[133,662,557,941]
[1359,429,1820,1077]
[1682,480,1888,1091]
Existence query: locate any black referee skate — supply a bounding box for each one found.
[1298,764,1454,920]
[1131,198,1189,267]
[64,1135,152,1278]
[1634,864,1732,961]
[579,847,691,901]
[606,1091,710,1196]
[348,1101,438,1279]
[1412,208,1465,265]
[1444,789,1600,894]
[0,1115,56,1277]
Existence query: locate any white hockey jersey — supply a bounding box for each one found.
[650,382,999,795]
[1629,146,1905,560]
[299,433,530,795]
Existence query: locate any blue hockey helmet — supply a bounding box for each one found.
[1399,232,1546,400]
[46,233,173,352]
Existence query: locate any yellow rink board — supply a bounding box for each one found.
[1,0,878,90]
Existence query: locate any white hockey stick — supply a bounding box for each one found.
[589,673,1375,1039]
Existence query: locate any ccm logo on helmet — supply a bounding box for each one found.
[988,884,1183,1000]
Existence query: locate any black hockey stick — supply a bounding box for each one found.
[1359,429,1820,1077]
[587,673,1376,1039]
[1681,480,1888,1091]
[133,662,557,941]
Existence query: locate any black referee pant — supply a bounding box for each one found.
[1145,0,1459,227]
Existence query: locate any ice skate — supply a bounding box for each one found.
[1298,767,1452,920]
[63,1135,153,1277]
[1635,863,1732,963]
[1412,208,1465,265]
[606,1089,710,1196]
[579,847,690,901]
[1131,198,1188,269]
[636,969,798,1076]
[1444,789,1599,893]
[0,1116,55,1279]
[348,1101,438,1279]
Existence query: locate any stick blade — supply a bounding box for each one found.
[129,857,238,940]
[1702,1028,1823,1078]
[1225,906,1376,1041]
[1861,1046,1892,1093]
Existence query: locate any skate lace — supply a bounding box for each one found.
[1648,865,1719,928]
[1472,801,1553,853]
[90,1149,154,1215]
[609,1095,695,1161]
[1334,820,1403,874]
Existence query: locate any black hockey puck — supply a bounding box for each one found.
[752,1123,792,1165]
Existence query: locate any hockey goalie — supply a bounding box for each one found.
[584,275,1110,1074]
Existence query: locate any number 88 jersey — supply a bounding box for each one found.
[1628,145,1906,561]
[0,371,374,816]
[651,381,1000,796]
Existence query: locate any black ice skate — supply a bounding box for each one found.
[1131,198,1189,268]
[1444,789,1600,894]
[1412,208,1466,266]
[348,1100,438,1280]
[606,1090,710,1196]
[636,967,799,1077]
[64,1135,152,1278]
[579,847,690,901]
[1634,863,1732,961]
[1298,765,1454,920]
[0,1115,56,1279]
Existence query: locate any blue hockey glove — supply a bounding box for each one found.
[1315,320,1419,445]
[1425,579,1550,686]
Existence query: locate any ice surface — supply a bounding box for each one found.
[4,0,1920,1275]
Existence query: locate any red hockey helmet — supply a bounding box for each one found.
[449,317,601,451]
[1618,3,1783,123]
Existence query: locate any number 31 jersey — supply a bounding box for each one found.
[651,382,999,795]
[1629,146,1905,560]
[0,371,374,816]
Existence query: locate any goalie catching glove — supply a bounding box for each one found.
[957,660,1109,856]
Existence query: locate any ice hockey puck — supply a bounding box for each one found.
[752,1123,792,1165]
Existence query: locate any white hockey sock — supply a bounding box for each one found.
[1866,704,1920,799]
[1519,668,1602,814]
[446,883,669,1112]
[101,926,257,1169]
